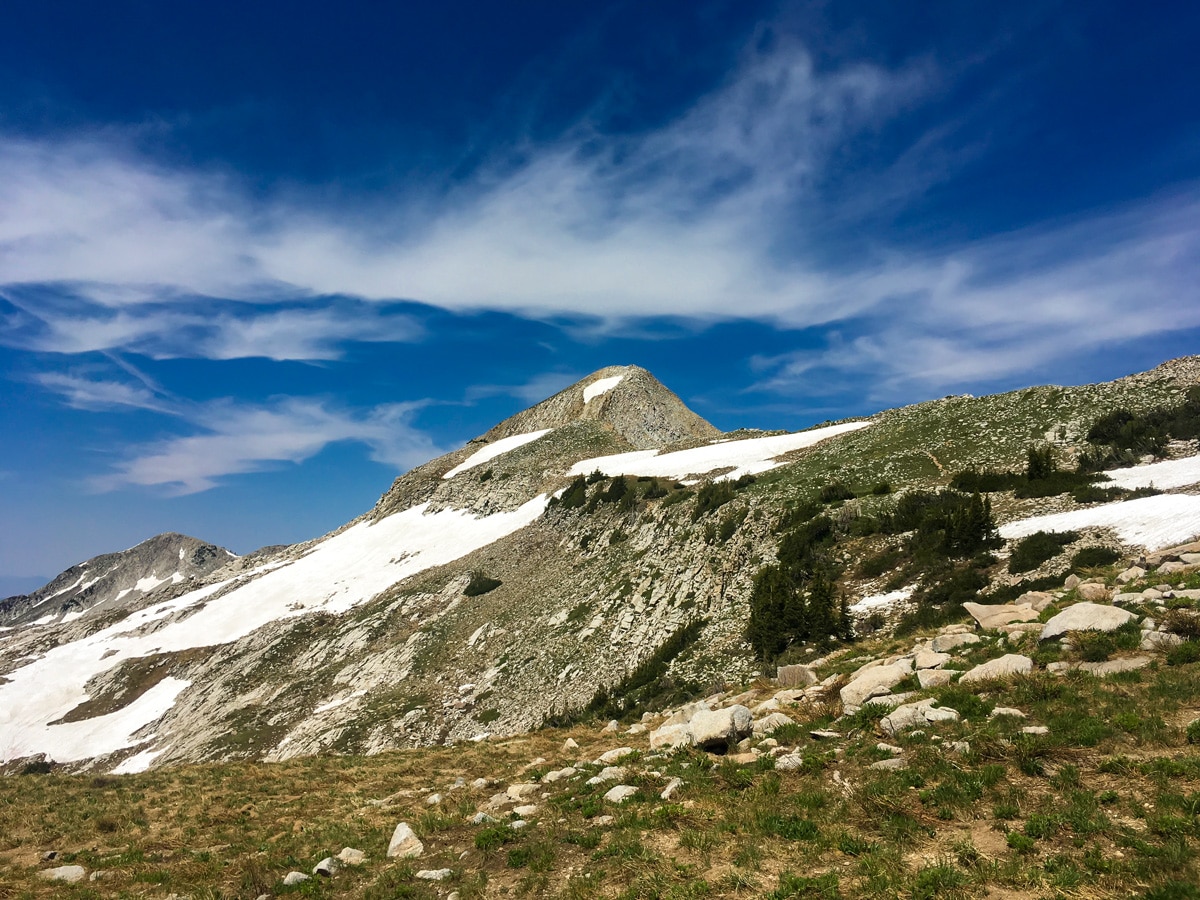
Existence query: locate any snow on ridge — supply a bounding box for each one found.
[0,495,549,765]
[443,429,552,479]
[569,420,872,482]
[1104,454,1200,491]
[135,574,166,594]
[1000,493,1200,550]
[583,374,624,403]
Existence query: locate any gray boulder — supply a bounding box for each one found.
[38,865,86,883]
[689,705,752,749]
[1041,603,1136,640]
[387,822,424,859]
[839,663,909,709]
[960,654,1033,683]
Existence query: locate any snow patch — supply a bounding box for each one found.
[0,496,547,764]
[583,375,623,403]
[850,588,913,614]
[569,421,871,482]
[135,574,166,594]
[1104,454,1200,491]
[443,430,552,479]
[1000,493,1200,550]
[112,745,164,775]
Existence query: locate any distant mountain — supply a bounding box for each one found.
[1,359,1199,775]
[0,533,234,628]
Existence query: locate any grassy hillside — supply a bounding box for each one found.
[4,558,1199,899]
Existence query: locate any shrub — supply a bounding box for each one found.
[870,481,893,495]
[693,480,736,519]
[19,760,53,775]
[464,571,502,596]
[1008,530,1078,574]
[1071,546,1121,569]
[557,475,588,509]
[1166,641,1200,666]
[818,481,856,503]
[1186,720,1200,745]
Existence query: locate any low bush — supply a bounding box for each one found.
[1071,546,1121,569]
[1009,530,1078,574]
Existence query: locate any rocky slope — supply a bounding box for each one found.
[2,359,1200,776]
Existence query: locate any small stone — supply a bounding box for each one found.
[914,650,951,669]
[337,847,365,866]
[948,741,971,754]
[603,784,638,803]
[563,737,580,750]
[1064,574,1081,590]
[426,792,442,805]
[989,707,1027,719]
[917,669,953,689]
[416,868,453,881]
[661,777,684,800]
[593,815,615,825]
[1077,583,1111,602]
[774,753,805,771]
[627,723,647,735]
[513,804,538,817]
[313,857,340,877]
[471,811,497,825]
[509,820,529,830]
[470,777,490,789]
[1021,726,1050,736]
[869,757,906,770]
[596,747,634,764]
[931,633,981,653]
[1117,566,1146,584]
[876,742,902,754]
[387,822,424,859]
[506,782,540,801]
[809,729,841,740]
[38,865,86,883]
[283,871,310,886]
[753,712,795,735]
[585,766,626,786]
[602,720,620,733]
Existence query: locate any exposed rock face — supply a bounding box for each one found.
[0,533,233,627]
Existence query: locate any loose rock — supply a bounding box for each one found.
[38,865,86,883]
[387,822,424,859]
[603,785,638,804]
[960,654,1033,683]
[1041,603,1136,640]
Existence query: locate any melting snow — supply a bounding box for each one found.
[1000,493,1200,550]
[111,745,165,775]
[569,421,871,482]
[1104,454,1200,491]
[135,574,166,594]
[443,430,552,479]
[850,588,913,614]
[0,496,548,764]
[583,375,623,403]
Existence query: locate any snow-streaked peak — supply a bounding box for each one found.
[583,374,623,404]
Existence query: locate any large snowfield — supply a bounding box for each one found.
[568,421,872,482]
[1000,492,1200,550]
[0,496,548,766]
[1103,454,1200,491]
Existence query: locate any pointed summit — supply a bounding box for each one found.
[483,365,720,450]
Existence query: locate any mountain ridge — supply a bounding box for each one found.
[1,357,1199,776]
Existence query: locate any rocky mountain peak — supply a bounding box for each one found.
[0,532,234,628]
[483,365,720,450]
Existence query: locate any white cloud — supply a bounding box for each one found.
[0,35,1196,389]
[34,372,177,413]
[465,371,580,405]
[91,397,442,495]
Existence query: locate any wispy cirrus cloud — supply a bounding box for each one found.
[32,369,442,495]
[0,34,1197,393]
[91,397,442,495]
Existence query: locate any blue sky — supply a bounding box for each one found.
[2,1,1199,589]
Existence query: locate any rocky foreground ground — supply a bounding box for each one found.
[4,544,1199,898]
